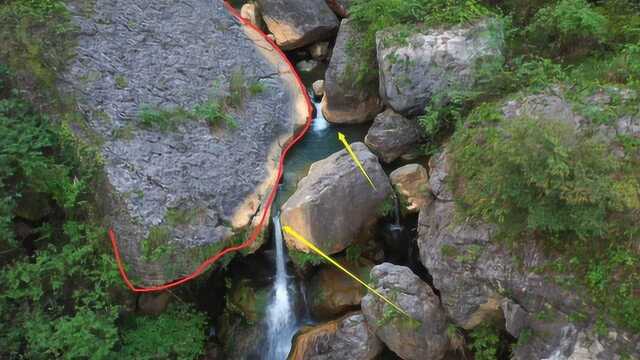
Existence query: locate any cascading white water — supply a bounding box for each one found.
[265,215,298,359]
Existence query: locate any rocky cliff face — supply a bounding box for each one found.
[61,0,306,285]
[418,137,640,359]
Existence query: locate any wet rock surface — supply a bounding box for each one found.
[61,0,301,285]
[361,263,449,360]
[307,258,374,320]
[257,0,339,50]
[289,312,383,360]
[377,19,504,115]
[364,109,422,163]
[281,142,391,255]
[322,19,383,124]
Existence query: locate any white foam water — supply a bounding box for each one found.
[265,215,298,359]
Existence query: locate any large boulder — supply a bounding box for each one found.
[364,109,422,163]
[257,0,339,50]
[389,164,432,213]
[361,263,449,360]
[306,257,374,319]
[61,0,307,285]
[281,142,392,255]
[321,19,383,124]
[288,312,383,360]
[377,19,504,115]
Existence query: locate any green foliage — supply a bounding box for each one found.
[289,249,324,268]
[119,303,207,360]
[525,0,608,58]
[0,0,75,99]
[193,100,237,129]
[469,324,501,360]
[450,117,639,241]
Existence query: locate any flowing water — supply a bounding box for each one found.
[265,215,297,359]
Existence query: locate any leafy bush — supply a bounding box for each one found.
[525,0,608,58]
[119,304,207,360]
[469,324,501,360]
[450,117,639,241]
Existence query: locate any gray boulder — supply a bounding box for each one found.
[364,109,422,163]
[61,0,306,285]
[281,142,391,255]
[377,19,504,115]
[257,0,339,50]
[361,263,449,360]
[321,19,383,124]
[288,312,383,360]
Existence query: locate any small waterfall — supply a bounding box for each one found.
[265,215,298,359]
[390,194,403,231]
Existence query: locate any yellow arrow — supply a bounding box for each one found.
[282,225,411,318]
[337,132,377,191]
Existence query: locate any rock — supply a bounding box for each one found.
[361,263,449,360]
[312,80,325,98]
[225,279,269,324]
[281,142,392,255]
[309,41,330,60]
[297,59,320,73]
[417,147,640,358]
[428,148,454,202]
[502,93,584,128]
[389,164,432,212]
[257,0,339,50]
[364,109,422,163]
[61,1,308,285]
[322,19,383,124]
[240,3,264,30]
[377,19,504,115]
[307,258,373,319]
[289,312,383,360]
[325,0,350,18]
[218,311,265,359]
[138,292,170,316]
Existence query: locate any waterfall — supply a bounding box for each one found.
[265,215,297,359]
[393,194,401,227]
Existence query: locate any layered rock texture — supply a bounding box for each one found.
[289,312,383,360]
[361,263,449,360]
[61,0,306,285]
[322,19,383,124]
[257,0,339,50]
[377,19,504,115]
[281,142,392,255]
[364,109,422,163]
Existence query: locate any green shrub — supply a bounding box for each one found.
[119,303,207,360]
[450,117,639,242]
[193,100,237,129]
[470,324,501,360]
[525,0,608,58]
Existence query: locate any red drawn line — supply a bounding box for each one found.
[108,1,314,293]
